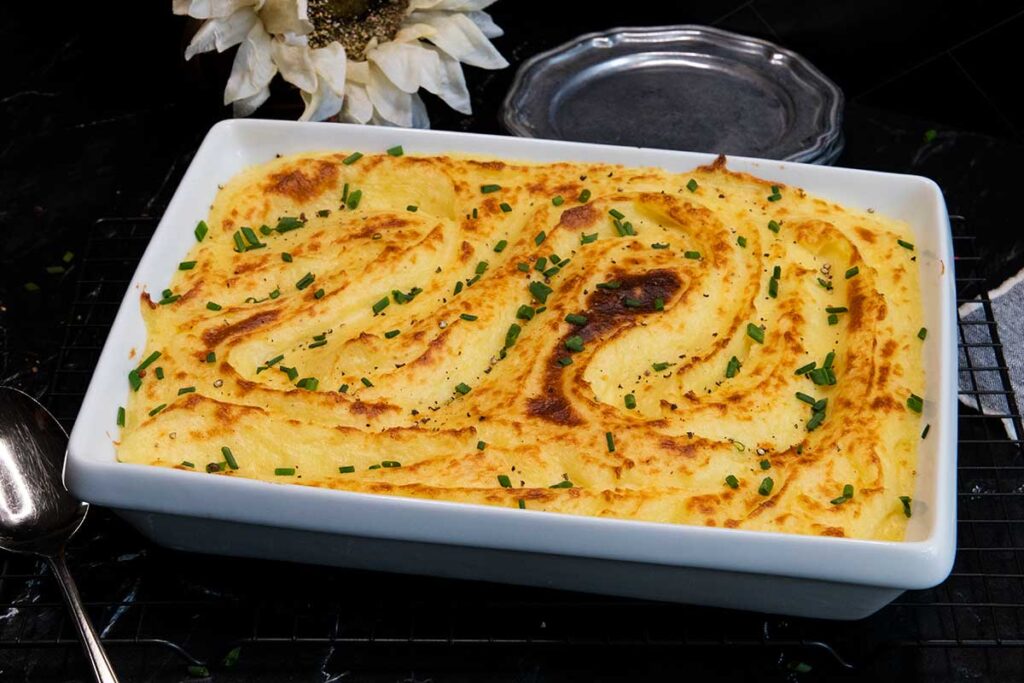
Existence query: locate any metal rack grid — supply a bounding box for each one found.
[1,214,1023,679]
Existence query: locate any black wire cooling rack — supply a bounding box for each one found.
[1,214,1023,680]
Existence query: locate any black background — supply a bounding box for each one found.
[2,1,1024,681]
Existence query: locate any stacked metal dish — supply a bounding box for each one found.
[501,25,844,165]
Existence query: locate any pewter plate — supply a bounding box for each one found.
[501,25,844,164]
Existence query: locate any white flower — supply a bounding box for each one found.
[173,0,507,127]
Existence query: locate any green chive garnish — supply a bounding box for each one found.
[845,266,859,279]
[826,306,848,314]
[737,235,747,248]
[897,239,915,251]
[624,394,636,409]
[907,394,924,413]
[768,278,778,298]
[686,179,698,192]
[148,403,167,417]
[823,351,835,369]
[454,383,471,395]
[557,357,573,367]
[578,189,591,203]
[372,297,389,315]
[499,202,512,213]
[596,280,621,290]
[206,302,223,312]
[296,377,319,391]
[220,446,238,470]
[623,297,643,308]
[276,216,305,232]
[564,336,584,353]
[806,411,825,431]
[179,261,197,271]
[725,356,741,378]
[760,459,771,470]
[831,484,855,505]
[342,151,363,165]
[274,467,295,476]
[386,145,404,156]
[529,281,553,304]
[128,370,142,391]
[534,231,546,246]
[181,461,195,468]
[565,313,587,325]
[518,499,526,509]
[552,195,564,206]
[155,367,164,380]
[116,406,125,426]
[492,239,508,253]
[339,465,355,473]
[818,277,833,291]
[918,327,927,340]
[899,496,912,517]
[314,288,325,299]
[481,184,501,194]
[477,441,487,451]
[609,209,625,220]
[606,432,615,452]
[361,377,373,387]
[382,329,400,339]
[725,475,739,489]
[497,474,511,488]
[505,323,522,348]
[295,272,315,290]
[795,361,816,375]
[768,220,780,233]
[922,424,931,439]
[194,220,208,242]
[796,392,816,405]
[651,242,669,250]
[758,477,774,496]
[516,305,536,320]
[684,251,701,260]
[346,189,362,210]
[178,386,196,395]
[652,362,673,372]
[138,351,161,372]
[828,314,839,325]
[581,232,598,244]
[746,323,765,343]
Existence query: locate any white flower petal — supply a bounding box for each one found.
[311,42,346,95]
[258,0,312,35]
[271,38,317,93]
[346,60,370,85]
[464,10,503,39]
[410,11,507,70]
[184,8,259,60]
[224,22,277,104]
[173,0,257,19]
[367,64,413,127]
[410,92,430,129]
[341,82,373,123]
[232,85,272,117]
[299,77,344,121]
[367,41,439,94]
[407,0,498,11]
[418,45,471,114]
[392,23,437,43]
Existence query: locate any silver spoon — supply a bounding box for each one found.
[0,386,118,682]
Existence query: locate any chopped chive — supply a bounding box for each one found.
[651,242,670,249]
[758,477,774,496]
[265,354,284,368]
[368,464,381,470]
[529,281,553,304]
[725,355,741,378]
[534,257,548,272]
[652,361,673,372]
[339,384,349,393]
[737,235,747,248]
[361,377,373,387]
[565,313,588,325]
[907,393,924,413]
[534,231,546,246]
[499,202,512,213]
[686,178,698,192]
[178,386,196,395]
[455,382,472,395]
[606,431,615,452]
[339,465,356,474]
[918,327,928,340]
[922,423,931,439]
[316,209,331,218]
[845,266,859,279]
[818,277,833,291]
[453,281,464,295]
[760,459,771,470]
[828,313,839,325]
[162,289,172,299]
[155,367,164,380]
[578,188,591,203]
[274,467,295,476]
[796,392,816,405]
[654,297,665,311]
[812,398,828,413]
[725,475,739,489]
[518,499,526,509]
[46,265,65,274]
[259,224,273,235]
[221,446,239,470]
[481,184,501,194]
[341,183,349,204]
[767,186,782,201]
[128,370,142,391]
[597,280,621,290]
[897,239,915,251]
[565,336,584,352]
[825,367,837,386]
[795,361,816,375]
[899,495,913,517]
[824,351,836,369]
[278,365,297,381]
[772,266,782,280]
[148,403,167,417]
[549,480,574,489]
[624,394,636,409]
[516,305,535,320]
[206,301,222,311]
[505,323,522,348]
[346,189,362,210]
[746,323,765,344]
[581,232,598,244]
[543,266,560,278]
[194,220,209,242]
[831,484,854,505]
[179,260,197,271]
[240,226,263,248]
[472,208,478,219]
[296,377,319,391]
[517,262,530,273]
[138,351,161,372]
[493,239,508,253]
[684,251,701,260]
[552,195,564,206]
[768,278,778,298]
[181,461,194,468]
[406,205,418,213]
[609,209,625,220]
[557,356,573,367]
[806,411,825,431]
[116,406,125,426]
[314,288,325,300]
[372,297,390,315]
[826,306,848,314]
[475,261,489,276]
[623,297,643,308]
[275,216,305,233]
[295,272,315,290]
[477,441,487,451]
[808,367,829,385]
[497,474,511,488]
[386,145,404,157]
[308,339,327,349]
[342,151,363,165]
[768,220,780,233]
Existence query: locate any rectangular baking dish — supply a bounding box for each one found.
[65,119,957,619]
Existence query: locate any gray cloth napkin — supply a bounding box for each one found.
[959,266,1024,440]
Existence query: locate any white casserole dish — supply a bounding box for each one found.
[65,119,957,619]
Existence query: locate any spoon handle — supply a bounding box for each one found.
[48,550,120,683]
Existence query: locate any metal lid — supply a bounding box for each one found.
[501,25,844,164]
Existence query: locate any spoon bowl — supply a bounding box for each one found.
[0,386,118,682]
